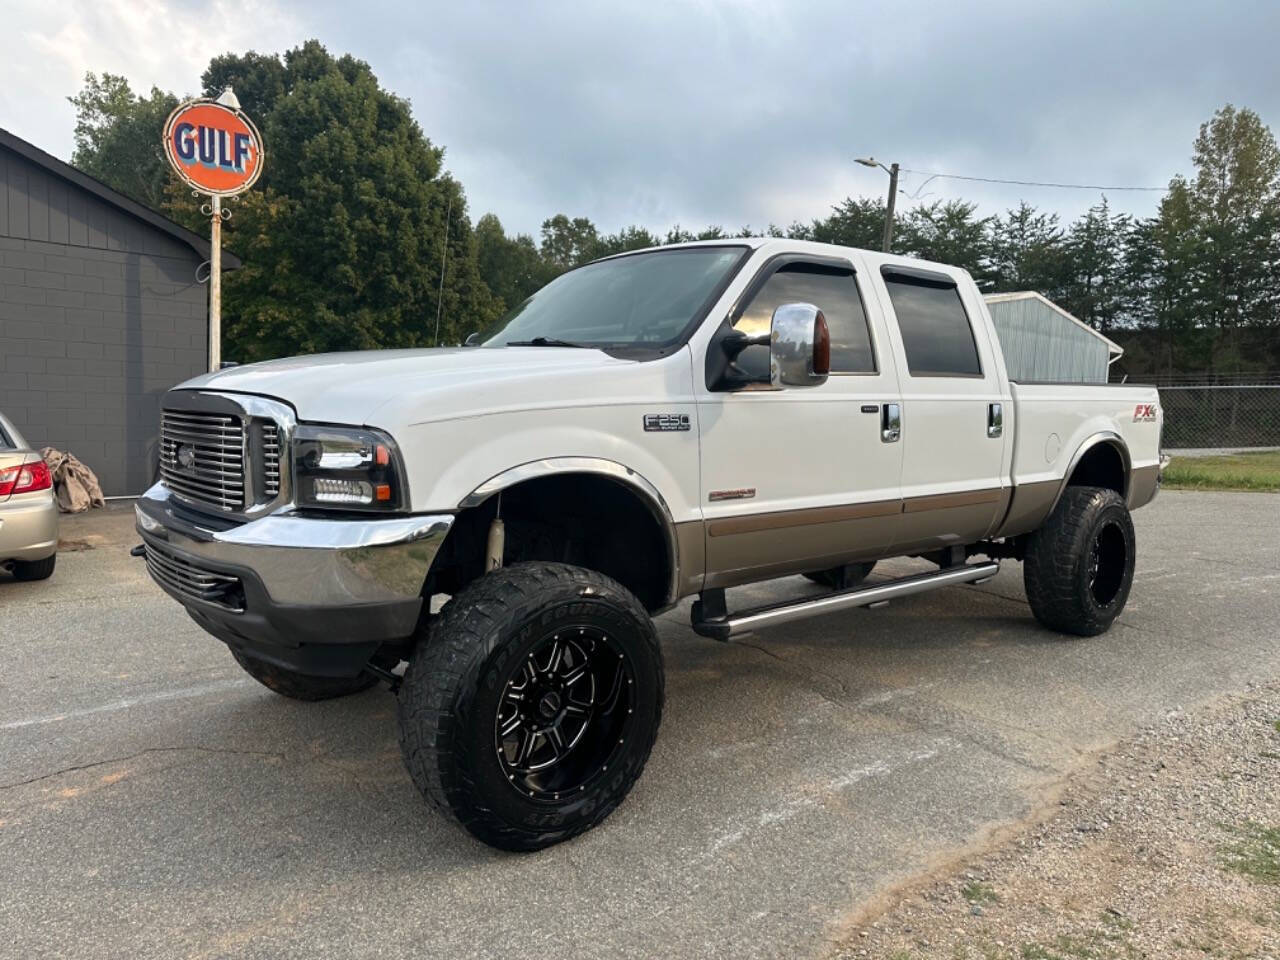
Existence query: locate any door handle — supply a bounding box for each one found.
[881,403,901,443]
[987,402,1003,438]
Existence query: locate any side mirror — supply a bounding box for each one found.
[769,303,830,387]
[463,331,481,347]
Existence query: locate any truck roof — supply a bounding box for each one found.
[609,237,974,284]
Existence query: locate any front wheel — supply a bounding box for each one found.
[1023,486,1135,637]
[397,562,663,851]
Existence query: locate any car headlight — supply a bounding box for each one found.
[292,424,407,512]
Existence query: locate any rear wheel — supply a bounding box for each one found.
[397,562,663,851]
[803,561,876,590]
[230,651,378,701]
[1024,486,1135,637]
[11,554,56,581]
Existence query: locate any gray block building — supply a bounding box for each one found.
[0,128,238,496]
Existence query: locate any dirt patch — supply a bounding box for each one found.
[56,537,99,552]
[830,681,1280,959]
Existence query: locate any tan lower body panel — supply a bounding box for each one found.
[699,489,1004,592]
[703,505,900,590]
[992,478,1059,539]
[892,488,1006,555]
[1127,464,1160,510]
[674,519,707,597]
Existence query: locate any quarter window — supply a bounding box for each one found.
[733,263,876,376]
[882,272,982,377]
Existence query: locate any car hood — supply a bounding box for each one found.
[175,347,640,426]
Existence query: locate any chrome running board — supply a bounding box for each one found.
[691,561,1000,640]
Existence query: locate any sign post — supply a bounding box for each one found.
[162,89,264,371]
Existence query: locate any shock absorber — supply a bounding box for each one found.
[486,493,505,571]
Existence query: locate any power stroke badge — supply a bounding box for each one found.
[643,413,691,432]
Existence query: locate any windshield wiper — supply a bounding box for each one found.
[505,336,592,348]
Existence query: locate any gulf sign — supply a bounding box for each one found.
[163,100,264,196]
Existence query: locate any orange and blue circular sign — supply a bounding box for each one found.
[163,100,264,196]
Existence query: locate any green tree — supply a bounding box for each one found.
[806,197,886,249]
[68,73,178,210]
[205,42,496,359]
[1063,197,1131,332]
[597,224,660,257]
[898,199,994,285]
[990,202,1069,299]
[540,214,602,268]
[1180,105,1280,371]
[475,213,548,312]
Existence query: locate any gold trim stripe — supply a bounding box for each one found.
[707,487,1004,538]
[902,487,1003,513]
[708,498,900,537]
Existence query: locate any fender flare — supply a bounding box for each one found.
[458,457,681,607]
[1049,431,1131,515]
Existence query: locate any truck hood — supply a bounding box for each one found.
[175,347,640,425]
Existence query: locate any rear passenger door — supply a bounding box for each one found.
[872,264,1008,553]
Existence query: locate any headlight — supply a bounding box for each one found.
[292,424,407,512]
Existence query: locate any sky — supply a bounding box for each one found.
[3,0,1279,239]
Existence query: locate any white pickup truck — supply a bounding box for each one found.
[135,238,1165,850]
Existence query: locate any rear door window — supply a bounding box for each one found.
[882,270,982,377]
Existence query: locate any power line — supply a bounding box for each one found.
[899,168,1168,192]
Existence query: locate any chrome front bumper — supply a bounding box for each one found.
[135,484,454,674]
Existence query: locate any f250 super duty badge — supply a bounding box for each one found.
[643,413,691,432]
[1133,403,1158,422]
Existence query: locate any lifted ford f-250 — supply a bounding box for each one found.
[136,238,1166,850]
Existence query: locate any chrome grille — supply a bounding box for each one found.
[262,423,280,497]
[160,411,246,511]
[143,540,244,611]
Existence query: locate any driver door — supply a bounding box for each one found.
[696,253,903,589]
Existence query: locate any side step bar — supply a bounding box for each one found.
[691,561,1000,641]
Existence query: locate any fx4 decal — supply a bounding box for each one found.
[1133,403,1158,422]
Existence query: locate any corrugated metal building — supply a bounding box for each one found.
[984,291,1122,384]
[0,128,238,496]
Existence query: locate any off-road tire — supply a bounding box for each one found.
[11,554,56,581]
[397,562,664,852]
[804,561,876,589]
[231,651,378,701]
[1024,485,1135,637]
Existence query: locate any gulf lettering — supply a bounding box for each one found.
[175,124,254,171]
[174,123,196,161]
[233,133,250,171]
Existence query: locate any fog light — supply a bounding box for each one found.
[313,477,374,505]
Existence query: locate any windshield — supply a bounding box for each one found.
[479,246,749,348]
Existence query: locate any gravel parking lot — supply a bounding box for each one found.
[2,490,1278,959]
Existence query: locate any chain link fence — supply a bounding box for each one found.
[1154,383,1280,449]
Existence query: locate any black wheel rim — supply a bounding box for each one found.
[495,627,635,801]
[1087,519,1127,607]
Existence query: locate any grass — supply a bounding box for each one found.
[1161,451,1280,492]
[1220,821,1280,885]
[962,881,1001,904]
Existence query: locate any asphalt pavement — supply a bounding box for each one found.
[2,491,1278,959]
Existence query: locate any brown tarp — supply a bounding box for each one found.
[41,447,105,513]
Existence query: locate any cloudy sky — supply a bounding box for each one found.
[3,0,1278,237]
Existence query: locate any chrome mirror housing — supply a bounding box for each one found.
[769,303,830,387]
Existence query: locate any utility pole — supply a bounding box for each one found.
[881,162,899,253]
[856,157,900,252]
